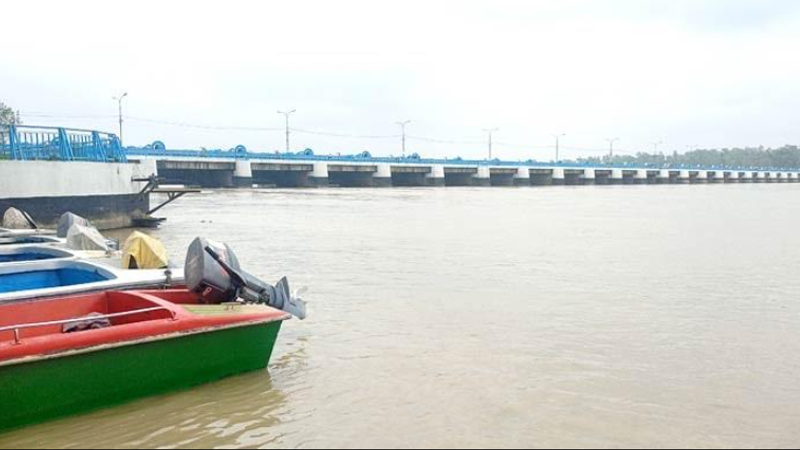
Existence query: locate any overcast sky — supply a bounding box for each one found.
[3,0,800,161]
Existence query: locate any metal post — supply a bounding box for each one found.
[552,133,566,162]
[112,92,128,146]
[58,128,74,161]
[8,125,19,160]
[606,137,620,160]
[484,128,499,160]
[396,120,411,157]
[278,110,296,153]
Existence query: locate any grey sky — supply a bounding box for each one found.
[3,0,800,161]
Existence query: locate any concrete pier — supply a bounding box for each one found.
[426,165,445,187]
[581,169,595,185]
[474,166,491,187]
[514,167,531,186]
[310,162,330,187]
[233,160,253,187]
[374,164,392,187]
[552,168,566,186]
[610,169,624,185]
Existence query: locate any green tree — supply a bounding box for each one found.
[0,102,21,126]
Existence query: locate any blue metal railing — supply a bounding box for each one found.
[0,125,126,163]
[125,144,800,173]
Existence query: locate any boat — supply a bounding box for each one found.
[0,259,182,304]
[0,237,306,433]
[0,289,290,433]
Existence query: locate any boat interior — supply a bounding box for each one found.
[0,261,117,294]
[0,291,192,344]
[0,289,280,347]
[0,247,74,264]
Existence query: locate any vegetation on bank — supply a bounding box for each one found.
[0,102,22,126]
[577,146,800,169]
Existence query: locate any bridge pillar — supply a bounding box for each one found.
[513,167,531,186]
[310,163,329,187]
[374,164,393,187]
[713,171,725,183]
[582,169,595,185]
[233,160,253,188]
[634,170,648,184]
[552,168,565,185]
[426,165,445,187]
[657,170,670,184]
[690,171,707,184]
[473,166,491,186]
[610,169,624,185]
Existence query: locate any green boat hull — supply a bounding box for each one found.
[0,321,282,433]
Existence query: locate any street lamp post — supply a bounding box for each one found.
[112,92,128,145]
[278,110,296,153]
[396,120,411,157]
[606,137,620,160]
[552,133,566,162]
[483,128,499,160]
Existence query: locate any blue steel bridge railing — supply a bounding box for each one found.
[0,125,127,163]
[125,145,800,173]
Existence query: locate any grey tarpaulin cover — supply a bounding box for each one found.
[58,212,91,238]
[2,208,36,230]
[66,224,109,252]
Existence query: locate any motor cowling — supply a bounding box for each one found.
[185,237,307,319]
[185,238,242,304]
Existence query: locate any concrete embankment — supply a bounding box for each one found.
[0,160,157,230]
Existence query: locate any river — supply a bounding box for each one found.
[2,185,800,448]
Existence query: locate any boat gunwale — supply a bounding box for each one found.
[0,246,78,267]
[0,313,290,369]
[0,259,185,304]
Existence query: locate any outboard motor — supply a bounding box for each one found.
[184,237,307,320]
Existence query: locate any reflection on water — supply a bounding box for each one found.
[2,185,800,448]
